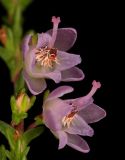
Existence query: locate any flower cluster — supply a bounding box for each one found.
[22,16,106,153]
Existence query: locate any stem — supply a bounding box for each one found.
[27,122,36,130]
[12,120,24,133]
[27,114,44,130]
[16,121,24,133]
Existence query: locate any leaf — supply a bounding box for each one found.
[10,96,17,112]
[21,146,30,160]
[0,145,7,160]
[5,27,15,51]
[34,116,44,126]
[14,71,25,94]
[30,96,36,108]
[4,150,12,160]
[43,90,50,101]
[20,0,32,11]
[0,0,15,16]
[0,121,15,149]
[0,46,13,62]
[22,126,44,145]
[12,5,22,47]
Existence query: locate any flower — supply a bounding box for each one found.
[42,80,106,153]
[22,16,84,95]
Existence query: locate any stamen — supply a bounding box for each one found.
[62,105,78,128]
[48,16,61,48]
[35,46,59,68]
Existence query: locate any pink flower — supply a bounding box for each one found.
[43,80,106,153]
[22,16,84,95]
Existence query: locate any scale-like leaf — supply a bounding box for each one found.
[0,121,15,149]
[22,126,44,145]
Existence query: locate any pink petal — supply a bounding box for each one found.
[23,70,47,95]
[65,114,94,137]
[56,51,81,71]
[78,103,106,123]
[32,66,62,83]
[67,134,90,153]
[54,131,68,149]
[47,28,77,51]
[47,86,74,101]
[22,34,32,58]
[61,67,85,82]
[36,33,51,48]
[73,97,94,112]
[43,99,72,131]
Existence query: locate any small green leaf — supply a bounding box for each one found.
[23,126,44,145]
[43,90,50,101]
[12,5,22,47]
[0,47,13,62]
[30,96,36,108]
[20,0,32,11]
[5,27,15,51]
[21,146,30,160]
[34,115,44,126]
[10,96,17,112]
[14,71,24,94]
[0,0,15,16]
[0,145,7,160]
[5,150,16,160]
[0,121,15,149]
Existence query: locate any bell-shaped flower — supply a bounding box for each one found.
[22,16,84,95]
[43,80,106,153]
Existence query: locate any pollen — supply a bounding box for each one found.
[35,46,59,68]
[62,110,78,128]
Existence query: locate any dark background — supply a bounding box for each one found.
[0,0,117,160]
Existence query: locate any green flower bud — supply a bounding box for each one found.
[10,90,36,124]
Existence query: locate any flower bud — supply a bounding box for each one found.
[10,90,36,124]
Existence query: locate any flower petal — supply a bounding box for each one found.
[78,103,106,123]
[61,67,85,82]
[64,97,94,112]
[47,28,77,51]
[47,86,74,101]
[36,33,51,48]
[65,114,94,137]
[22,34,32,58]
[32,65,62,83]
[67,134,90,153]
[54,131,68,149]
[73,97,94,111]
[56,51,81,71]
[23,70,46,95]
[43,99,72,131]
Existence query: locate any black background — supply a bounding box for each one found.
[0,0,117,160]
